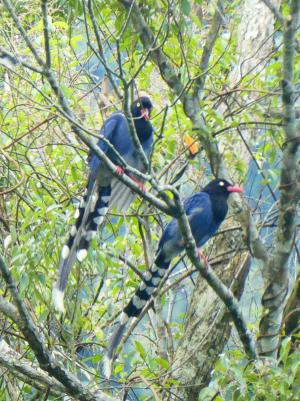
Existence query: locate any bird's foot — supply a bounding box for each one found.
[115,166,125,175]
[130,176,146,192]
[197,249,209,269]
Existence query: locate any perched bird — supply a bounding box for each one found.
[52,97,154,313]
[104,178,243,377]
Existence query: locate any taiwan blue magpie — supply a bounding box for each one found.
[52,97,153,312]
[104,178,243,377]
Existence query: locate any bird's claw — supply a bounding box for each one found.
[130,176,146,192]
[115,166,125,175]
[197,249,209,269]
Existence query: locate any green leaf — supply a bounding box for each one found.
[181,0,191,15]
[114,363,123,375]
[53,20,69,30]
[154,357,169,369]
[279,337,291,365]
[70,34,83,49]
[19,273,29,294]
[135,340,146,359]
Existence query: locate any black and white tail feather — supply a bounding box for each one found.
[104,251,171,378]
[52,182,109,311]
[52,178,139,313]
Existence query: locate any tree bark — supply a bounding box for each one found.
[173,252,251,400]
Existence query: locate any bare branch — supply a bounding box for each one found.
[193,0,224,97]
[0,296,22,325]
[0,46,43,74]
[41,0,51,68]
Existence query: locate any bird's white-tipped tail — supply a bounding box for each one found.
[51,285,65,313]
[103,354,113,379]
[76,249,88,262]
[103,314,130,379]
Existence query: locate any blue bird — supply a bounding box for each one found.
[104,178,243,377]
[52,97,154,312]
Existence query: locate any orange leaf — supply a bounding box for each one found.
[183,135,199,155]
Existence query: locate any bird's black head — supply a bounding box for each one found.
[203,179,243,223]
[131,96,153,121]
[203,179,243,198]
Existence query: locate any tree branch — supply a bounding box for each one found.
[0,340,69,398]
[0,254,117,401]
[193,0,224,97]
[41,0,51,68]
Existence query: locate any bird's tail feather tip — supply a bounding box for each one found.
[103,319,129,379]
[51,285,65,313]
[103,354,113,379]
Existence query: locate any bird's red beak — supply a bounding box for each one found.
[227,185,243,193]
[141,108,150,120]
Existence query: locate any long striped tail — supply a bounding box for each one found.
[104,251,170,378]
[76,185,111,261]
[52,185,111,313]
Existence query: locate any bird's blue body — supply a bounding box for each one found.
[88,112,153,178]
[52,97,154,312]
[158,192,226,259]
[104,179,243,377]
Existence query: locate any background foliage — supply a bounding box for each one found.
[0,0,299,400]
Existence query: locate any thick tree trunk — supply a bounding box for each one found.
[173,251,251,400]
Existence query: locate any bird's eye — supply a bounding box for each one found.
[136,102,140,107]
[219,181,224,186]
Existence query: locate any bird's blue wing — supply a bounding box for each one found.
[158,192,215,259]
[88,114,121,172]
[184,192,215,247]
[87,113,128,193]
[141,135,153,158]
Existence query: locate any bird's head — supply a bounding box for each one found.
[131,96,153,121]
[203,179,243,197]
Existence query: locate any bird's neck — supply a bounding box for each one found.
[210,194,229,223]
[134,119,153,142]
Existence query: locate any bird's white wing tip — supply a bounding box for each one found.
[51,286,65,313]
[103,354,112,379]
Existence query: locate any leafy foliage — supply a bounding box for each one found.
[200,339,300,401]
[0,0,299,400]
